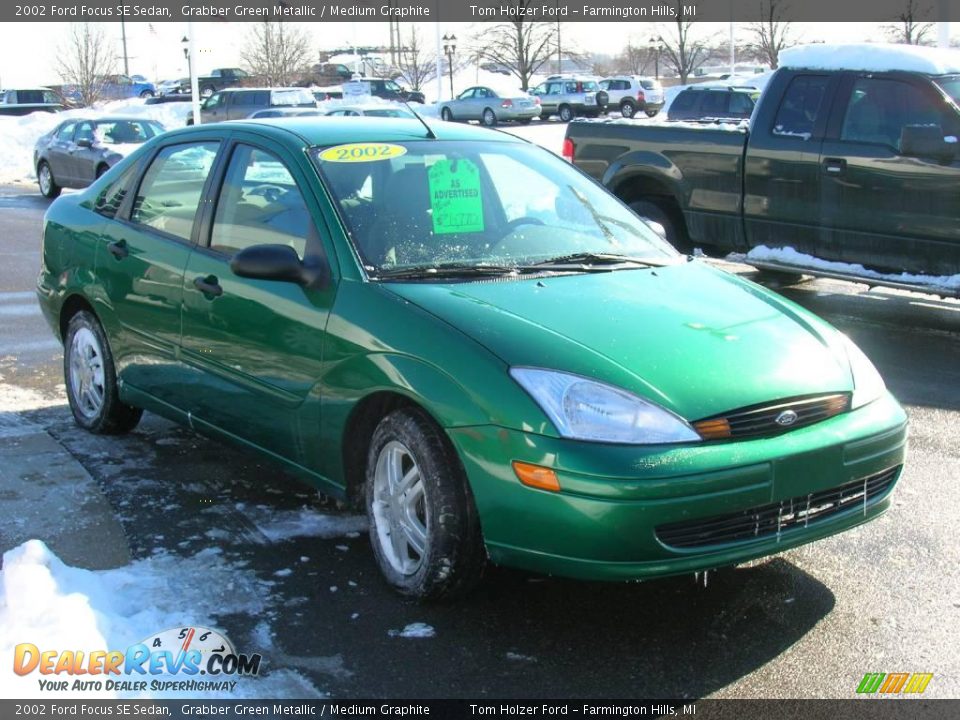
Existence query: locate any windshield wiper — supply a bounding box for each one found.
[524,252,674,269]
[373,263,521,280]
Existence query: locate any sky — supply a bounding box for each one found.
[0,20,956,87]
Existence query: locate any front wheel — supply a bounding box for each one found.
[365,408,485,599]
[64,311,143,434]
[139,90,154,99]
[37,161,61,199]
[646,109,659,118]
[200,86,215,99]
[440,107,453,122]
[558,105,574,123]
[481,108,497,127]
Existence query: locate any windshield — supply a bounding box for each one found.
[935,76,960,106]
[363,108,414,118]
[93,120,163,144]
[313,140,677,276]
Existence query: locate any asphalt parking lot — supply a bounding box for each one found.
[1,181,958,698]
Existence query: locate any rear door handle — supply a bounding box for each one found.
[823,157,847,175]
[107,240,128,259]
[193,275,223,298]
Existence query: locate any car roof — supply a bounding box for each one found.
[681,85,756,93]
[169,116,524,147]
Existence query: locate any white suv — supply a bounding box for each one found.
[599,76,665,118]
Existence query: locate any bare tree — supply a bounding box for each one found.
[658,7,711,84]
[884,0,935,45]
[395,26,438,91]
[472,1,557,91]
[615,41,656,76]
[748,0,795,69]
[55,23,116,107]
[240,21,313,86]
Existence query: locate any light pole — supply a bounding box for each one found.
[442,33,456,100]
[181,36,191,82]
[648,36,663,80]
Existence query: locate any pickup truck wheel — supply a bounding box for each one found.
[645,109,659,118]
[200,86,215,99]
[37,161,61,199]
[482,108,498,126]
[441,107,454,122]
[139,90,154,99]
[620,101,637,119]
[558,105,574,123]
[629,199,691,254]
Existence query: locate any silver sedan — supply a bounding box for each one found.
[438,86,541,126]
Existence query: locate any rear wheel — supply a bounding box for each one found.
[440,107,453,122]
[365,408,485,599]
[629,198,691,254]
[64,311,142,435]
[481,108,497,127]
[37,161,61,199]
[139,90,154,99]
[620,100,637,119]
[558,104,574,122]
[200,85,215,99]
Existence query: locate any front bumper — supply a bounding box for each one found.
[448,392,907,581]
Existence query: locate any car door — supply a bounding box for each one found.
[45,121,79,185]
[201,92,227,123]
[71,121,101,186]
[817,74,960,275]
[542,81,563,114]
[95,137,223,410]
[178,136,337,464]
[450,87,474,117]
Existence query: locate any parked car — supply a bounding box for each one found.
[564,43,960,294]
[34,116,166,197]
[438,86,541,126]
[157,78,188,96]
[600,76,665,118]
[187,68,252,98]
[0,88,63,116]
[322,103,417,119]
[248,108,324,119]
[530,76,608,121]
[37,117,906,599]
[342,78,425,104]
[58,75,157,105]
[667,86,758,123]
[187,88,317,124]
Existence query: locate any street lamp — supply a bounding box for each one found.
[181,36,191,81]
[442,33,457,100]
[648,35,663,80]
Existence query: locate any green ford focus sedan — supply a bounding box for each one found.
[36,117,908,599]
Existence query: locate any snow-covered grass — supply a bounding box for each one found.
[746,245,960,293]
[0,98,192,185]
[780,42,960,75]
[0,540,324,699]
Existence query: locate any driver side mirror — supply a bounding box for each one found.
[76,138,93,148]
[230,244,328,288]
[900,124,956,162]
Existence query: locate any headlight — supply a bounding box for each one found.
[841,335,886,409]
[510,367,700,444]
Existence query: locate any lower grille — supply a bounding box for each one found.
[655,466,900,550]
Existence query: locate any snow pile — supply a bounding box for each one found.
[780,43,960,75]
[747,245,960,293]
[388,622,435,638]
[0,540,323,698]
[245,506,367,543]
[0,98,191,185]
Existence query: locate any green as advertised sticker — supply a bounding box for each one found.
[428,159,484,234]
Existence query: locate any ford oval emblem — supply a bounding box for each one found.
[775,409,799,427]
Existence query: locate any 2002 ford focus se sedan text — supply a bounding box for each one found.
[36,118,908,599]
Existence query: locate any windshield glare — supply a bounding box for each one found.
[313,140,676,275]
[94,120,163,144]
[935,76,960,106]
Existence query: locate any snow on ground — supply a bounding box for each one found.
[0,539,324,699]
[0,98,192,185]
[746,245,960,293]
[243,506,367,543]
[780,42,960,75]
[388,622,435,638]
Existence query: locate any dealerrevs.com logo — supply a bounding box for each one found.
[13,626,262,693]
[857,672,933,695]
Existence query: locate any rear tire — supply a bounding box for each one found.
[620,101,637,119]
[558,105,574,123]
[365,408,485,600]
[139,90,154,99]
[629,198,691,254]
[200,85,215,99]
[37,161,61,199]
[64,311,143,435]
[481,108,497,127]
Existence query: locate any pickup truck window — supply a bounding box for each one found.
[772,75,829,139]
[840,78,943,151]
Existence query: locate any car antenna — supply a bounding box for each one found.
[401,97,437,139]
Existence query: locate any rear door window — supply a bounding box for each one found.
[670,90,697,113]
[772,75,830,139]
[130,142,220,242]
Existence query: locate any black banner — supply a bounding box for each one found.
[0,700,957,720]
[5,0,960,23]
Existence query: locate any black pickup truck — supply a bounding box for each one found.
[0,88,63,116]
[565,46,960,294]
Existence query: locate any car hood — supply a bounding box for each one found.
[384,261,853,421]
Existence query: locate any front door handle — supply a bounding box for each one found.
[107,240,128,259]
[823,157,847,175]
[193,275,223,298]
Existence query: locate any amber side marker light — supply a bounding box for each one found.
[692,418,732,440]
[513,461,561,492]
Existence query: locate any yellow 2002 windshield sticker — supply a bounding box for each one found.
[428,158,484,234]
[318,143,407,163]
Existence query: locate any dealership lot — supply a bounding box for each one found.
[1,179,958,698]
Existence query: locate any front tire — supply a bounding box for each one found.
[558,105,574,123]
[481,108,497,127]
[64,311,142,434]
[365,408,484,600]
[37,161,61,199]
[646,109,659,118]
[440,107,453,122]
[139,90,154,99]
[200,86,215,99]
